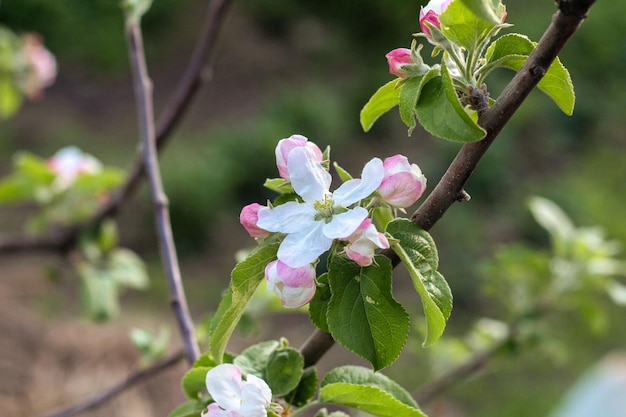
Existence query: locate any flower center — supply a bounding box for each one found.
[313,195,347,223]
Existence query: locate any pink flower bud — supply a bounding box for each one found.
[344,219,390,267]
[240,203,270,238]
[21,33,57,100]
[419,0,453,36]
[377,155,427,208]
[275,135,323,181]
[265,260,316,308]
[385,48,414,78]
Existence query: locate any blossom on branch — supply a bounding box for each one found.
[204,364,272,417]
[240,203,270,238]
[344,218,390,267]
[419,0,453,37]
[257,146,384,268]
[265,260,316,308]
[377,154,427,208]
[47,146,102,191]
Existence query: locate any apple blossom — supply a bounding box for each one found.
[47,146,102,191]
[419,0,453,37]
[204,364,272,417]
[377,155,427,208]
[275,134,323,181]
[385,48,414,78]
[240,203,270,238]
[344,218,390,267]
[265,260,316,308]
[20,33,57,100]
[257,146,384,268]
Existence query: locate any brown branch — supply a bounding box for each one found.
[0,0,234,255]
[126,15,200,364]
[38,350,185,417]
[300,0,597,370]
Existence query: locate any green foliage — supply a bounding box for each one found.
[439,0,505,52]
[168,400,206,417]
[208,241,280,363]
[130,327,170,366]
[414,64,485,142]
[181,367,210,400]
[285,367,318,407]
[309,272,331,332]
[360,79,401,132]
[327,255,409,370]
[460,0,506,25]
[265,346,305,396]
[484,34,575,114]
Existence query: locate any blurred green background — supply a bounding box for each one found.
[1,0,625,416]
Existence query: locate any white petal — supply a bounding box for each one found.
[288,147,331,202]
[245,375,272,404]
[206,364,244,411]
[322,207,368,239]
[277,224,332,268]
[257,202,316,234]
[334,158,384,206]
[279,284,316,308]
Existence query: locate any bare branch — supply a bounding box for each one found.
[300,0,597,370]
[38,350,185,417]
[126,16,200,364]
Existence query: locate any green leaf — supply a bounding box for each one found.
[327,255,409,370]
[322,366,418,408]
[414,64,486,142]
[360,79,401,132]
[168,400,206,417]
[123,0,153,24]
[0,74,23,119]
[386,219,453,347]
[264,177,295,195]
[78,263,120,322]
[319,383,426,417]
[439,0,500,52]
[108,248,149,289]
[285,367,318,407]
[309,272,331,332]
[527,196,574,256]
[397,69,439,135]
[15,152,56,184]
[181,367,210,399]
[265,347,305,396]
[233,340,280,377]
[460,0,506,25]
[209,241,280,362]
[485,33,575,115]
[333,162,353,182]
[192,353,219,368]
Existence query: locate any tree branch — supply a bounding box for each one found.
[38,350,185,417]
[0,0,234,255]
[300,0,597,370]
[126,16,200,364]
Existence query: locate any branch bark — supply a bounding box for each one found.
[0,0,234,255]
[126,16,200,364]
[299,0,597,371]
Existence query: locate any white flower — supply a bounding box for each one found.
[257,146,384,268]
[204,364,272,417]
[47,146,102,191]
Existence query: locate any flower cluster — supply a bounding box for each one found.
[47,146,102,191]
[240,135,426,308]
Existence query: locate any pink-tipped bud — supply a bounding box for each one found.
[419,0,453,36]
[265,260,316,308]
[344,219,389,267]
[377,155,427,208]
[385,48,414,78]
[275,135,323,181]
[240,203,270,238]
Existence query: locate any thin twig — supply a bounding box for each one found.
[300,0,597,369]
[0,0,234,255]
[126,16,200,364]
[39,350,185,417]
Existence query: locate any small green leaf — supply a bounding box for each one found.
[0,74,23,119]
[168,400,206,417]
[360,79,401,132]
[108,248,149,289]
[439,0,500,52]
[322,366,418,408]
[264,178,295,195]
[327,255,409,370]
[233,340,280,377]
[285,367,318,407]
[79,263,120,322]
[414,64,486,142]
[387,219,453,347]
[485,33,575,114]
[309,272,331,332]
[319,383,426,417]
[192,353,219,368]
[459,0,506,25]
[181,367,210,399]
[397,69,439,135]
[265,347,304,396]
[333,162,353,182]
[209,241,280,362]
